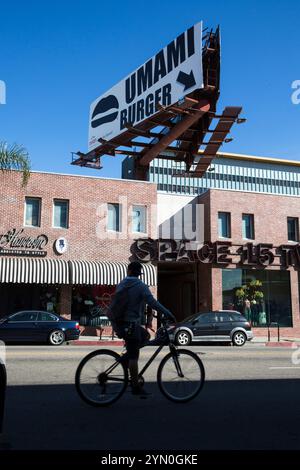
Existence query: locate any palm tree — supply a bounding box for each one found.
[0,141,31,186]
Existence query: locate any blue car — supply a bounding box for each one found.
[0,310,80,345]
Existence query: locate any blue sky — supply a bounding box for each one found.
[1,0,299,179]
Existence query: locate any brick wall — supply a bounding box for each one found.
[207,189,300,245]
[0,170,158,320]
[0,170,157,261]
[197,189,300,338]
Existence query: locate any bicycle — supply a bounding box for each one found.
[75,316,205,406]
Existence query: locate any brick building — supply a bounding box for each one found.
[197,189,300,339]
[126,151,300,339]
[0,170,157,330]
[137,188,300,339]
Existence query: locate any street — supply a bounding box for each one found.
[2,343,300,450]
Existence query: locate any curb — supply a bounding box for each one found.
[265,342,299,348]
[70,340,124,346]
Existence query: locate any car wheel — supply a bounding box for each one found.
[232,331,246,347]
[49,330,65,346]
[175,330,192,346]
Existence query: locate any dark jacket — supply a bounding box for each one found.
[116,276,172,325]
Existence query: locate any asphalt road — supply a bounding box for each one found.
[2,343,300,450]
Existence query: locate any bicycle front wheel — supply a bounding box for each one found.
[157,349,205,403]
[75,349,128,407]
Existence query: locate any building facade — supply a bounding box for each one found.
[0,171,157,331]
[198,189,300,338]
[126,151,300,339]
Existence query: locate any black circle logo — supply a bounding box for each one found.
[91,95,119,128]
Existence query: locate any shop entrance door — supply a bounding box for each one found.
[158,262,197,323]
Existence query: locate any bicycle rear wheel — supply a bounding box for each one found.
[157,349,205,403]
[75,349,128,406]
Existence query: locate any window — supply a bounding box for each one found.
[216,313,232,322]
[218,212,231,238]
[198,314,216,324]
[107,203,121,232]
[9,311,38,322]
[24,197,41,227]
[222,269,292,327]
[230,313,244,322]
[53,200,69,229]
[287,217,299,242]
[132,205,147,233]
[242,214,255,240]
[38,312,58,322]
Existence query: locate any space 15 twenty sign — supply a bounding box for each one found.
[88,22,203,150]
[133,239,300,268]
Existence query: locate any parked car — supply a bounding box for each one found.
[0,311,80,345]
[167,310,253,347]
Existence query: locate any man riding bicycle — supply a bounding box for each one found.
[116,261,175,397]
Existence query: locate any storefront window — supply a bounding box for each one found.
[222,269,292,327]
[72,285,115,324]
[0,284,60,317]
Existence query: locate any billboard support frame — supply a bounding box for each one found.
[72,25,245,180]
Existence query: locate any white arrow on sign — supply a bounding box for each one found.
[88,22,203,151]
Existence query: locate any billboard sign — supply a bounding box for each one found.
[88,22,203,151]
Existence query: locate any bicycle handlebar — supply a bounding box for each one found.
[152,312,176,325]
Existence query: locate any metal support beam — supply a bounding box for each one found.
[194,106,242,173]
[138,100,210,166]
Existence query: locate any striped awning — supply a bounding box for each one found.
[0,258,69,284]
[70,261,157,286]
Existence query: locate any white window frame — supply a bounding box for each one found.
[24,197,41,228]
[52,199,69,229]
[218,212,231,239]
[107,203,122,233]
[131,205,147,234]
[242,213,255,240]
[287,217,299,242]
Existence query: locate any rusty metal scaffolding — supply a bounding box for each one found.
[71,27,244,180]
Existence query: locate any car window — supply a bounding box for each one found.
[198,314,216,324]
[9,311,38,322]
[231,313,243,321]
[38,312,58,322]
[216,313,231,322]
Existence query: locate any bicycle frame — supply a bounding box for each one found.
[100,323,181,381]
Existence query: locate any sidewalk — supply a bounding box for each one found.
[69,336,124,346]
[252,336,300,347]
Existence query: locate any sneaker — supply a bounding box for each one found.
[131,385,151,398]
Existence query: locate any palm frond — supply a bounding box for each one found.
[0,142,31,186]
